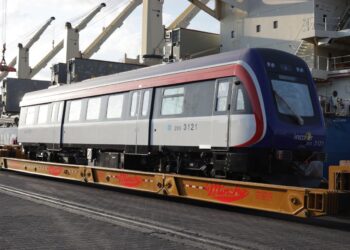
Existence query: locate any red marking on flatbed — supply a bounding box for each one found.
[206,184,249,203]
[114,174,143,188]
[48,166,63,176]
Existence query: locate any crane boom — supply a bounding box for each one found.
[187,0,221,20]
[29,40,63,79]
[167,0,209,30]
[25,17,55,49]
[75,3,106,32]
[82,0,142,59]
[0,16,55,81]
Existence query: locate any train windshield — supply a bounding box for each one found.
[271,75,314,123]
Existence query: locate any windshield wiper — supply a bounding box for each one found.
[273,90,304,126]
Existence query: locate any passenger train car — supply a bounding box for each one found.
[18,48,325,185]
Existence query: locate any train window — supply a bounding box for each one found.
[19,107,28,126]
[236,89,245,111]
[216,80,230,111]
[51,102,63,123]
[68,100,82,122]
[58,102,64,122]
[107,94,124,119]
[26,106,36,125]
[51,103,59,122]
[142,90,150,116]
[86,97,101,120]
[38,104,49,124]
[161,87,184,115]
[130,92,139,117]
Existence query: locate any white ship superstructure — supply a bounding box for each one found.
[219,0,350,115]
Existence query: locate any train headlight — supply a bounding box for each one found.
[275,150,292,161]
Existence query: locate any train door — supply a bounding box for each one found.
[127,89,152,153]
[47,101,64,150]
[211,78,233,148]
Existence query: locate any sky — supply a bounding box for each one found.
[0,0,219,80]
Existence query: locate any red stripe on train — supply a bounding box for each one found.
[232,65,264,147]
[23,63,265,145]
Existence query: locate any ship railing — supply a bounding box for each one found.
[299,55,350,72]
[298,55,327,70]
[327,55,350,71]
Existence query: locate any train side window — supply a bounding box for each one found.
[130,92,139,117]
[161,87,184,115]
[236,88,245,111]
[51,103,59,122]
[86,97,101,120]
[19,107,28,126]
[68,100,82,122]
[26,106,37,125]
[141,90,150,116]
[215,80,230,111]
[232,84,252,114]
[107,94,124,119]
[57,102,64,122]
[38,104,49,124]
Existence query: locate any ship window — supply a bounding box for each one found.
[26,106,36,125]
[216,80,230,112]
[273,21,278,29]
[256,25,261,32]
[86,97,101,120]
[107,94,124,119]
[236,89,245,111]
[38,104,49,124]
[323,14,327,23]
[161,87,185,115]
[130,92,139,117]
[142,90,150,116]
[68,100,82,122]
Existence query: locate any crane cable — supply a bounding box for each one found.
[0,0,14,72]
[1,0,8,67]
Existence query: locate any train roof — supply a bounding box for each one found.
[20,48,291,106]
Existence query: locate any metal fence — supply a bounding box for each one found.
[299,55,350,72]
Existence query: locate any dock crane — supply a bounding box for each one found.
[81,0,142,59]
[142,0,215,65]
[0,17,56,81]
[82,0,209,62]
[167,0,210,30]
[22,3,106,80]
[0,0,16,74]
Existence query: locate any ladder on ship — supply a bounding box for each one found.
[337,4,350,31]
[295,40,314,68]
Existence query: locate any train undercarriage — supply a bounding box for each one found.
[25,145,326,187]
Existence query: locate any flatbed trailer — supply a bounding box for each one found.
[1,152,350,218]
